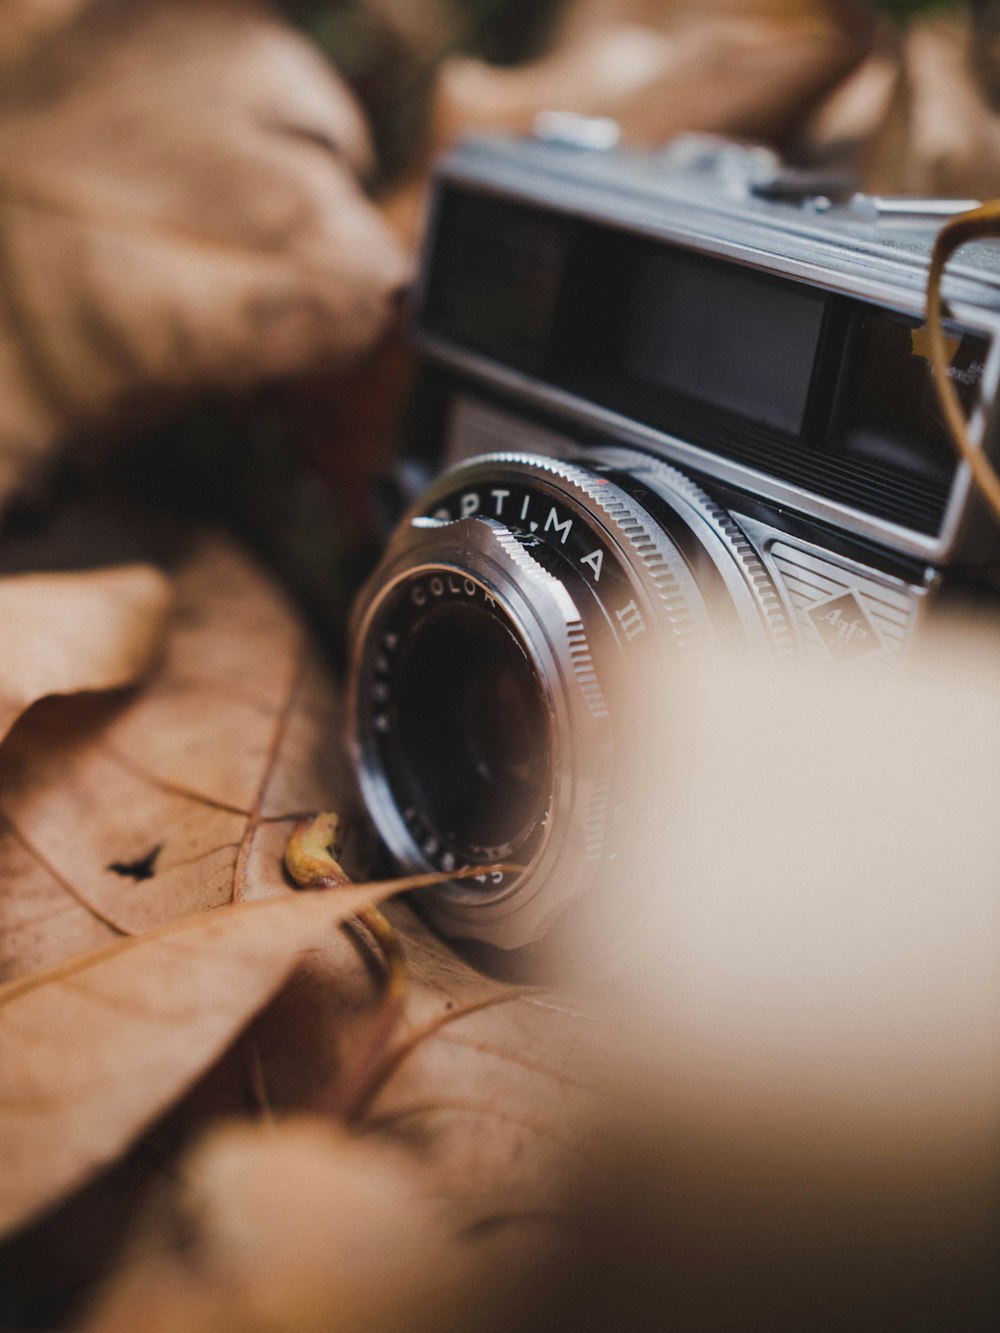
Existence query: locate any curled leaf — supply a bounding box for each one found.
[0,0,409,505]
[0,563,171,747]
[284,811,351,890]
[0,536,347,980]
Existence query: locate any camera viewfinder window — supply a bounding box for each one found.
[423,189,572,373]
[623,250,826,437]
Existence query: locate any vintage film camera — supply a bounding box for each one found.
[348,125,1000,954]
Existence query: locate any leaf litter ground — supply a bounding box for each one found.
[0,531,619,1330]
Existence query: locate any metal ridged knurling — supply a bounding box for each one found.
[480,449,791,652]
[480,524,612,869]
[422,452,713,656]
[487,523,610,721]
[616,452,794,653]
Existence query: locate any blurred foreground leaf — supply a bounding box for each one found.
[78,1118,461,1333]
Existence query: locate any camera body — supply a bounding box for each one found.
[348,130,1000,954]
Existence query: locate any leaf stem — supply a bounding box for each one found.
[284,812,408,1121]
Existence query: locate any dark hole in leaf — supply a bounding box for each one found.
[107,844,163,882]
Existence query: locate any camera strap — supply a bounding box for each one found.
[927,200,1000,525]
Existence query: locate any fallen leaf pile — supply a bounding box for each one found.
[0,529,996,1332]
[0,4,998,1331]
[0,535,618,1330]
[411,0,1000,216]
[431,0,872,153]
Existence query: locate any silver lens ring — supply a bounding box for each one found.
[349,516,613,944]
[348,450,789,950]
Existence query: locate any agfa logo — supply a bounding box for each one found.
[805,591,882,660]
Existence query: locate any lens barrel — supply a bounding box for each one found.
[348,449,789,950]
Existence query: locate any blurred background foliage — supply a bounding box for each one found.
[284,0,570,185]
[9,0,998,657]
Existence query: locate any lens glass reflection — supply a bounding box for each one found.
[391,603,550,861]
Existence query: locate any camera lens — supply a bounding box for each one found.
[390,601,550,861]
[349,449,789,950]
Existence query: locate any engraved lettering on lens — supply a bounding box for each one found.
[581,549,603,580]
[544,507,573,543]
[491,489,510,515]
[615,598,646,641]
[461,493,480,517]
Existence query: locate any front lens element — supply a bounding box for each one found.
[392,603,549,860]
[360,566,554,874]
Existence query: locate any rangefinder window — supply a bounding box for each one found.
[422,187,573,373]
[553,229,969,536]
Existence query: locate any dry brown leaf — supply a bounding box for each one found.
[0,883,396,1241]
[0,534,349,981]
[0,562,171,747]
[804,11,1000,196]
[0,0,409,505]
[340,904,622,1245]
[429,0,871,153]
[185,895,621,1249]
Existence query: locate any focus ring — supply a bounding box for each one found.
[585,446,793,651]
[418,451,714,656]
